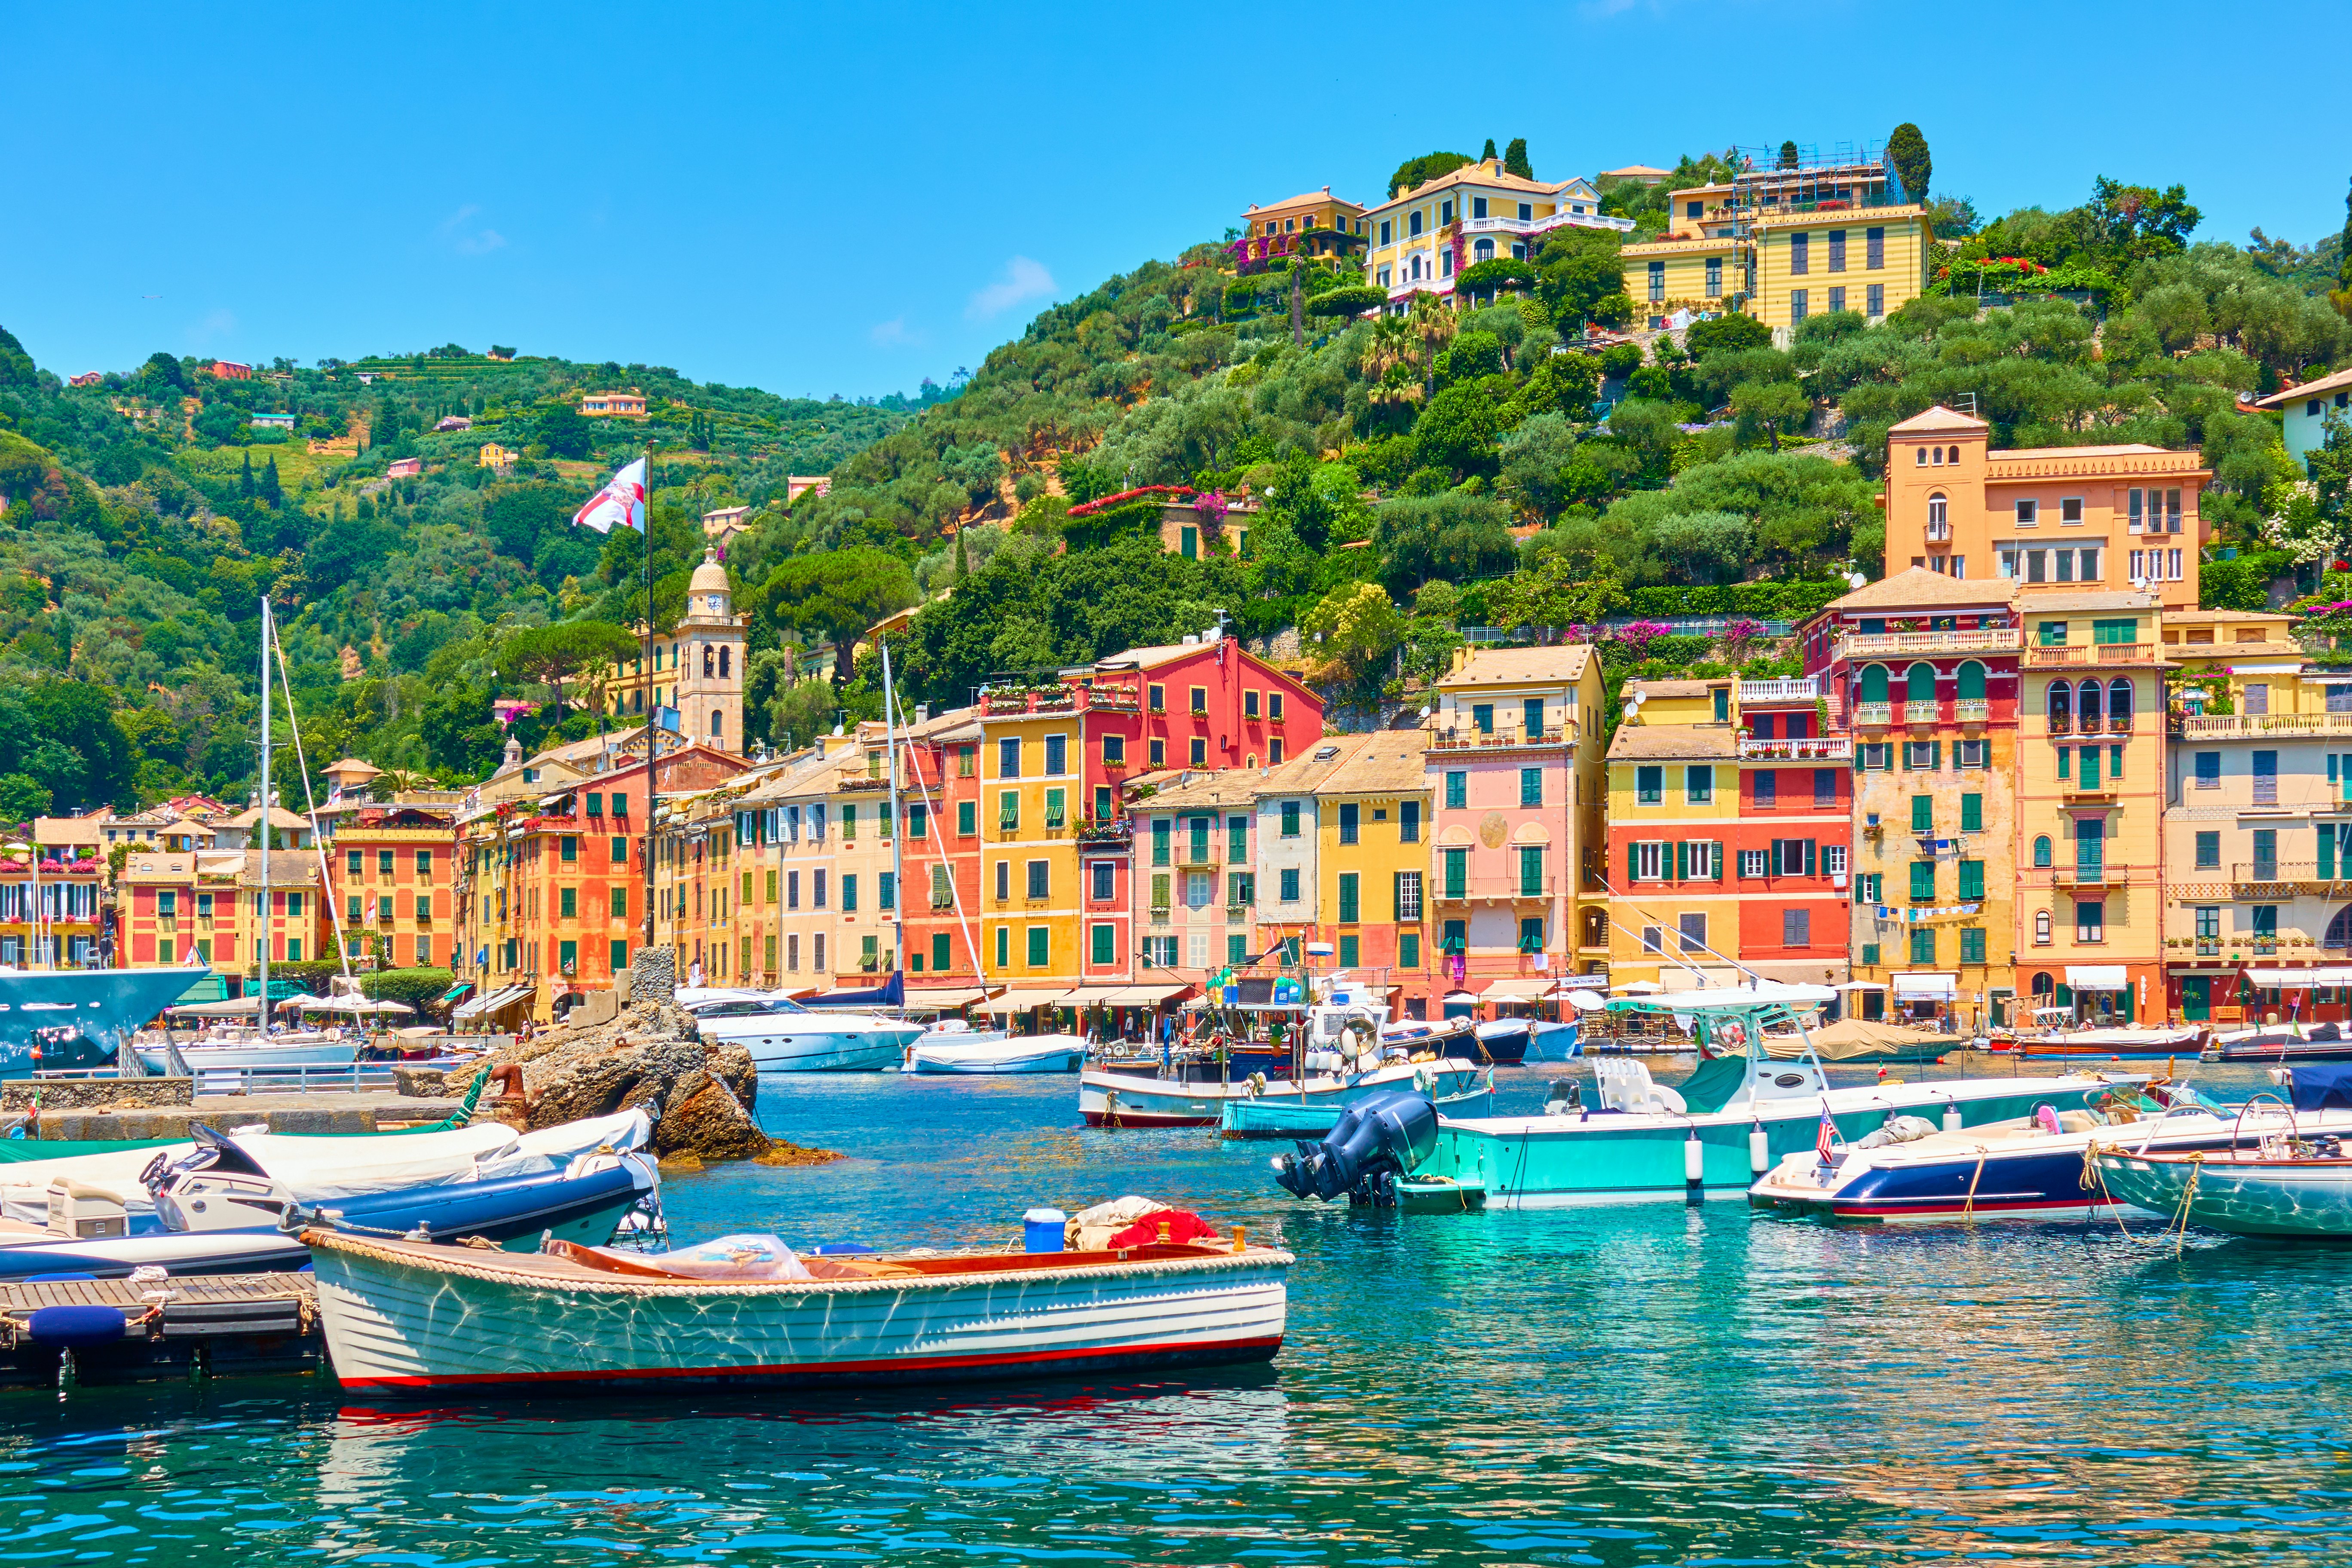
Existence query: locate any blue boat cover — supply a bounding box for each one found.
[2288,1063,2352,1111]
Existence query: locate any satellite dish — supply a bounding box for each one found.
[1845,570,1867,589]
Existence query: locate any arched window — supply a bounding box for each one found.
[2046,682,2071,734]
[1906,662,1936,703]
[1860,664,1890,704]
[1946,446,1960,464]
[1957,660,1987,701]
[2034,910,2052,944]
[703,644,716,678]
[1914,447,1928,466]
[2033,835,2052,867]
[2107,677,2132,730]
[1932,447,1945,466]
[1473,237,1494,261]
[720,646,732,679]
[710,709,724,740]
[2030,970,2053,998]
[1927,493,1948,528]
[2327,905,2352,950]
[2076,678,2101,730]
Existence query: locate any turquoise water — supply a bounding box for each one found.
[6,1063,2352,1565]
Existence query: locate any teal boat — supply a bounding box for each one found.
[1413,983,2142,1206]
[0,965,214,1079]
[2088,1145,2352,1237]
[1219,1073,1493,1139]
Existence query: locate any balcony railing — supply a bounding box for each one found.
[1836,627,2021,658]
[1432,876,1560,903]
[1076,819,1132,846]
[2023,642,2159,668]
[2230,862,2352,892]
[1851,702,1893,727]
[1430,723,1578,750]
[2050,861,2127,888]
[1903,700,1940,725]
[2177,712,2352,738]
[1460,208,1635,238]
[1738,677,1818,703]
[1738,736,1852,761]
[1954,698,1990,723]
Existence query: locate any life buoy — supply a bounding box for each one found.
[1714,1021,1748,1052]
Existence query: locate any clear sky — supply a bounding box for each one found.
[6,2,2346,401]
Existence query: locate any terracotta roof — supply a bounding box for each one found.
[1599,164,1673,181]
[1618,678,1720,701]
[1319,738,1431,797]
[1826,568,2018,612]
[224,804,315,832]
[1093,641,1204,671]
[1137,771,1263,812]
[325,757,381,778]
[2254,365,2352,409]
[1607,726,1742,761]
[1378,160,1584,207]
[1245,188,1361,214]
[1250,735,1375,796]
[1439,644,1595,689]
[1888,404,1990,435]
[1989,443,2185,462]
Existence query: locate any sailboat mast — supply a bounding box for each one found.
[881,639,905,983]
[258,597,272,1023]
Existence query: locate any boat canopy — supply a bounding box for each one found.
[1607,980,1835,1012]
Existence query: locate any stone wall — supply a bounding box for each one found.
[2,1077,194,1113]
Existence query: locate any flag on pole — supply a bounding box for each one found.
[573,456,647,533]
[1815,1102,1840,1162]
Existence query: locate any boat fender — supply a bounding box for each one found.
[1943,1100,1963,1133]
[1684,1131,1705,1201]
[1748,1121,1769,1175]
[27,1305,129,1348]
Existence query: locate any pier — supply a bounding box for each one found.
[0,1271,320,1388]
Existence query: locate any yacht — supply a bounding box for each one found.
[679,989,924,1071]
[0,965,213,1078]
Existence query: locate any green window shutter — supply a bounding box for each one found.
[1338,873,1360,924]
[1802,840,1815,876]
[2324,826,2338,881]
[1713,841,1726,882]
[1960,927,1986,964]
[1399,932,1420,968]
[1861,942,1880,966]
[1910,861,1935,901]
[1959,860,1984,900]
[1961,793,1983,832]
[1627,842,1637,882]
[1026,926,1049,967]
[1931,741,1942,771]
[1674,841,1688,881]
[1911,795,1932,833]
[1910,928,1936,965]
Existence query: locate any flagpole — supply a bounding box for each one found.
[640,443,656,980]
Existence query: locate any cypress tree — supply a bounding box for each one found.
[1886,122,1931,203]
[1504,137,1532,179]
[239,451,254,499]
[1480,137,1498,163]
[953,526,970,583]
[260,456,282,508]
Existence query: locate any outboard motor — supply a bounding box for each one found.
[1544,1078,1582,1116]
[1271,1090,1439,1205]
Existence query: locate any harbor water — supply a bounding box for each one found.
[6,1060,2352,1564]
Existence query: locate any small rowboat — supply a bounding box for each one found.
[908,1033,1087,1075]
[2088,1142,2352,1237]
[304,1227,1291,1391]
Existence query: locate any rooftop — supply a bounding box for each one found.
[1888,404,1991,435]
[2018,589,2156,612]
[1991,443,2183,462]
[1320,738,1432,796]
[1827,568,2018,612]
[1607,726,1742,761]
[1439,644,1595,689]
[1244,186,1360,214]
[1137,771,1263,812]
[1250,735,1376,797]
[2254,365,2352,409]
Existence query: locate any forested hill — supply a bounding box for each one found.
[1,151,2348,824]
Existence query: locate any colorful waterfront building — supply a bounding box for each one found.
[1363,156,1627,307]
[1808,569,2022,1028]
[1603,678,1741,986]
[1133,771,1264,996]
[119,849,324,974]
[1426,646,1609,994]
[1247,739,1371,975]
[729,744,847,992]
[322,805,456,970]
[1234,186,1366,267]
[1726,673,1854,991]
[1311,735,1436,1011]
[2015,589,2168,1024]
[2160,607,2352,1026]
[0,848,105,969]
[1882,404,2212,611]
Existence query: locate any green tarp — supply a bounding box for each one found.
[173,973,229,1004]
[0,1135,184,1161]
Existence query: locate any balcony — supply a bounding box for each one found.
[1851,702,1893,727]
[1432,876,1560,903]
[2050,861,2128,888]
[1955,698,1990,724]
[2231,861,2352,895]
[1836,627,2021,658]
[1903,700,1940,726]
[1738,677,1819,703]
[1076,819,1132,848]
[1430,723,1577,750]
[2022,642,2160,669]
[1738,735,1852,761]
[2176,712,2352,738]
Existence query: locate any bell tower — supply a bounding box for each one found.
[674,551,745,753]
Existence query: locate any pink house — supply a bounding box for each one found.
[386,457,423,478]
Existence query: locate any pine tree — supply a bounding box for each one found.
[1481,137,1498,163]
[1778,140,1800,169]
[952,526,970,583]
[1886,122,1931,203]
[1503,137,1532,180]
[259,456,282,508]
[239,451,254,499]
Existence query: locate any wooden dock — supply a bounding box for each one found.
[0,1272,322,1388]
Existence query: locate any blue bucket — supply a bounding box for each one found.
[1023,1208,1067,1253]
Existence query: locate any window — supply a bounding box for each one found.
[1520,768,1542,807]
[1279,801,1300,839]
[994,860,1011,902]
[560,836,578,864]
[1228,871,1253,907]
[1228,814,1248,861]
[1685,766,1713,804]
[1958,859,1985,900]
[1648,260,1665,302]
[1518,917,1545,954]
[1188,686,1207,714]
[1910,928,1936,965]
[1338,873,1360,924]
[1789,232,1809,275]
[1152,819,1170,865]
[345,848,362,875]
[1472,704,1495,735]
[1862,743,1891,770]
[1789,288,1808,322]
[1150,873,1169,910]
[2034,910,2052,945]
[1677,913,1707,954]
[1865,227,1886,268]
[1026,926,1049,967]
[1245,690,1261,720]
[1444,847,1470,897]
[1400,801,1421,843]
[1395,870,1422,921]
[1910,861,1936,901]
[1188,815,1211,864]
[1024,860,1048,900]
[1044,734,1067,776]
[997,737,1020,778]
[1754,770,1777,808]
[1090,923,1114,967]
[1911,794,1932,833]
[1519,845,1545,897]
[842,874,859,913]
[957,799,977,836]
[1630,842,1663,882]
[1399,931,1421,969]
[1825,229,1846,273]
[1782,908,1810,947]
[2254,749,2278,806]
[1280,867,1301,902]
[999,791,1019,832]
[1825,845,1848,878]
[1960,793,1982,832]
[2076,901,2105,943]
[1447,771,1469,809]
[2016,499,2040,529]
[1707,256,1723,296]
[1102,734,1125,766]
[1339,803,1360,845]
[1269,693,1284,722]
[1867,282,1884,317]
[1188,737,1207,766]
[1828,286,1846,314]
[558,887,577,919]
[1148,684,1165,713]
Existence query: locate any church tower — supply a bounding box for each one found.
[674,551,746,753]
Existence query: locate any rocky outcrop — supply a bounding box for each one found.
[447,950,836,1167]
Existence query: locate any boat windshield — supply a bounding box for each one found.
[698,998,812,1018]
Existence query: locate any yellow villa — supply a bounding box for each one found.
[1603,679,1743,986]
[1363,156,1629,308]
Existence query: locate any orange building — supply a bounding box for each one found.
[117,849,325,973]
[1883,405,2212,611]
[324,805,457,970]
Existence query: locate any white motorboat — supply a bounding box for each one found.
[910,1032,1087,1075]
[134,1035,359,1073]
[682,990,922,1071]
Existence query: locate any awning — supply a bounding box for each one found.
[438,981,475,1004]
[976,988,1072,1013]
[1479,977,1552,1001]
[903,986,992,1009]
[2247,966,2352,986]
[2064,965,2128,992]
[1057,985,1127,1007]
[167,995,268,1017]
[1833,980,1887,992]
[1893,971,1958,1000]
[453,983,533,1021]
[1103,984,1189,1007]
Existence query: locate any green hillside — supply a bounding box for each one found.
[0,140,2347,819]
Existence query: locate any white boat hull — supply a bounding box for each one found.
[910,1034,1087,1075]
[701,1014,924,1072]
[136,1040,360,1072]
[305,1231,1291,1391]
[1081,1059,1485,1128]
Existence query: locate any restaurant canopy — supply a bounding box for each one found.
[2063,965,2128,992]
[2246,967,2352,986]
[1893,972,1957,1000]
[453,983,534,1021]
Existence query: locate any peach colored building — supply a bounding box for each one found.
[1883,405,2212,612]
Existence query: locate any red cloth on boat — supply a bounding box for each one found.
[1106,1209,1220,1248]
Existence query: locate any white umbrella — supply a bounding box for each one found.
[1561,989,1611,1011]
[1615,980,1665,995]
[274,993,320,1013]
[1832,980,1886,992]
[1441,991,1480,1005]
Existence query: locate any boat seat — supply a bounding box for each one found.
[1593,1059,1687,1115]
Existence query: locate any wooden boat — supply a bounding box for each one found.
[1992,1022,2205,1060]
[1084,1057,1483,1128]
[2088,1142,2352,1237]
[303,1226,1290,1391]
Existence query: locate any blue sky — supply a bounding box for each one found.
[5,3,2346,401]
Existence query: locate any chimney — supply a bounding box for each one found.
[915,703,929,724]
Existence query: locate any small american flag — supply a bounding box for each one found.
[1815,1103,1840,1161]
